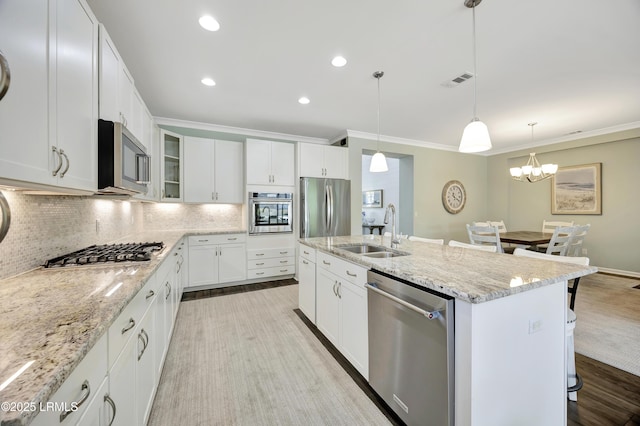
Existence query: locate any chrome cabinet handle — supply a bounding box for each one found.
[323,260,330,265]
[0,191,11,244]
[280,251,288,254]
[255,253,265,256]
[280,260,288,264]
[256,272,265,275]
[52,146,63,176]
[137,332,145,360]
[332,280,338,296]
[227,237,237,241]
[138,329,149,361]
[302,260,309,265]
[104,394,116,426]
[346,271,357,277]
[165,281,171,299]
[0,49,10,101]
[279,269,288,272]
[303,250,310,255]
[59,380,90,422]
[337,282,342,299]
[121,317,135,334]
[59,149,70,177]
[365,283,442,319]
[256,262,264,266]
[146,290,155,300]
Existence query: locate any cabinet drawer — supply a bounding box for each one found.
[248,256,295,270]
[248,265,295,279]
[247,247,294,260]
[189,233,246,246]
[107,277,155,368]
[31,334,107,426]
[316,252,367,287]
[299,244,316,263]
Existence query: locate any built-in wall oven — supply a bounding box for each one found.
[248,192,293,235]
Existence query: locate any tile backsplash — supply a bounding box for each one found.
[0,190,244,281]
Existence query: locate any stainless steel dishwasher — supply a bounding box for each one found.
[366,270,454,426]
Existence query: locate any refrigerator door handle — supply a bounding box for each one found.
[327,184,334,233]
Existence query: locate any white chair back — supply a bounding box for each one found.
[448,240,498,252]
[408,236,444,245]
[545,225,576,256]
[566,224,590,257]
[466,224,504,253]
[513,248,589,266]
[542,220,574,233]
[473,220,507,233]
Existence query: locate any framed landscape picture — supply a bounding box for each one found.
[551,163,602,214]
[362,189,383,208]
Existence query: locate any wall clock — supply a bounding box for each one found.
[442,180,466,214]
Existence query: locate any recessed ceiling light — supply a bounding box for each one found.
[201,78,216,86]
[331,56,347,67]
[199,15,220,32]
[298,97,310,105]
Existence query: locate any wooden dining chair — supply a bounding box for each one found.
[566,224,590,257]
[466,224,504,253]
[448,239,498,252]
[408,236,444,245]
[513,248,589,401]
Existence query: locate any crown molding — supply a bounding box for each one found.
[153,117,329,144]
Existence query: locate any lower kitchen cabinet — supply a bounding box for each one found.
[315,252,369,379]
[298,244,316,323]
[247,247,295,279]
[187,234,247,288]
[75,376,112,426]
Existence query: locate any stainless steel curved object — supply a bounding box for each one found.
[0,191,11,244]
[0,50,10,101]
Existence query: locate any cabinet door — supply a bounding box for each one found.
[131,89,145,143]
[323,146,348,179]
[188,245,219,287]
[118,64,134,128]
[184,136,214,203]
[299,143,324,178]
[246,139,272,185]
[162,275,175,347]
[270,141,295,185]
[98,25,119,122]
[75,376,111,426]
[218,243,247,283]
[298,256,316,323]
[109,335,137,426]
[0,0,52,187]
[214,140,244,203]
[153,278,167,379]
[160,129,183,201]
[54,0,98,191]
[339,280,368,379]
[316,268,340,347]
[136,307,156,426]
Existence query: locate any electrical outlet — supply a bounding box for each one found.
[529,319,543,334]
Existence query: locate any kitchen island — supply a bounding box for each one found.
[300,234,597,426]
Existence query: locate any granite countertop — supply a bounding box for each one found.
[300,234,598,304]
[0,228,245,426]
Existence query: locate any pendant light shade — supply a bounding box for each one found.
[459,119,492,153]
[369,71,388,173]
[459,0,492,153]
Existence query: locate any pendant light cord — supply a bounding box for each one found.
[377,76,381,147]
[472,3,478,120]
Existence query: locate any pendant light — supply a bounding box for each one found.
[459,0,492,153]
[369,71,389,172]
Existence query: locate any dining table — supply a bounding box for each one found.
[500,230,553,250]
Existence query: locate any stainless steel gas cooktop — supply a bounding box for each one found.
[43,242,164,268]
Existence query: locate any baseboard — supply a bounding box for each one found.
[596,267,640,279]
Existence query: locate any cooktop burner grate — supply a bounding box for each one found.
[43,242,164,268]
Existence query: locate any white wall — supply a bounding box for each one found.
[361,155,401,232]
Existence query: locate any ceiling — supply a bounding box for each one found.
[86,0,640,154]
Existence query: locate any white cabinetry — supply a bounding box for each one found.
[315,252,368,379]
[187,234,247,288]
[298,143,348,179]
[0,0,98,193]
[247,247,295,280]
[184,137,244,204]
[298,244,317,323]
[31,334,108,426]
[160,129,183,201]
[246,139,295,185]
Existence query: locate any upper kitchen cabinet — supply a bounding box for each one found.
[299,143,348,179]
[134,110,159,201]
[246,139,295,186]
[160,129,183,201]
[0,0,99,194]
[98,24,148,148]
[184,137,244,204]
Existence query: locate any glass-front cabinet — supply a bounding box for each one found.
[160,129,183,201]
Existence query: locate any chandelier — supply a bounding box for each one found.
[510,123,558,182]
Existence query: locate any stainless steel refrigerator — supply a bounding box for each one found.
[300,177,351,238]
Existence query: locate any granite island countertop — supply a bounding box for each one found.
[300,234,598,304]
[0,228,245,426]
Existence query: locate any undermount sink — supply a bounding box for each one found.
[339,244,388,254]
[362,251,408,258]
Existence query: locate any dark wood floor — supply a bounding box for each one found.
[183,280,640,425]
[568,353,640,426]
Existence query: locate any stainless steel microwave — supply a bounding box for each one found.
[97,119,150,195]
